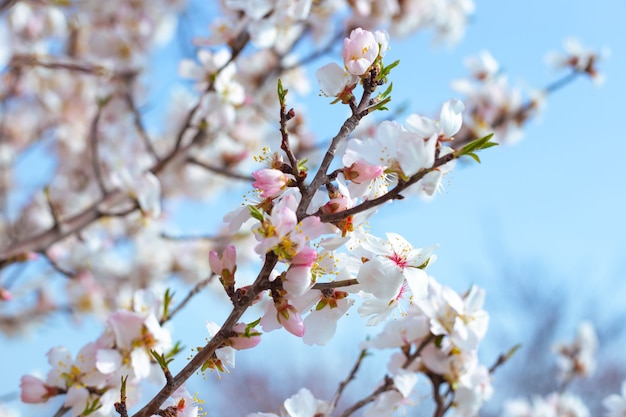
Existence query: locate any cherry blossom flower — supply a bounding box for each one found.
[356,233,434,302]
[364,310,430,349]
[96,310,171,383]
[252,168,290,199]
[343,28,380,76]
[288,287,355,346]
[260,296,305,337]
[160,385,200,417]
[204,322,237,374]
[452,363,493,417]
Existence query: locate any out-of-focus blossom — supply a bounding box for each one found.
[603,380,626,417]
[553,321,597,381]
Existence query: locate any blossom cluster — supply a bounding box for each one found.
[18,290,177,416]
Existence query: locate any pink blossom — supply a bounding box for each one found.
[261,298,305,337]
[230,322,262,350]
[20,375,52,403]
[209,245,237,276]
[343,28,379,76]
[344,159,384,184]
[283,247,317,296]
[252,168,288,198]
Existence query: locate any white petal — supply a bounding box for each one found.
[357,257,403,300]
[405,114,437,138]
[284,388,317,417]
[404,267,428,300]
[96,349,122,374]
[394,369,418,398]
[439,99,465,138]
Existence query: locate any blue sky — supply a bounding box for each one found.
[2,0,626,415]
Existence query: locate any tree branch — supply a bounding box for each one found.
[132,252,278,417]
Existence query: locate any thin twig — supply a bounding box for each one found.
[297,73,375,221]
[338,376,394,417]
[318,152,455,224]
[123,89,159,160]
[38,251,76,278]
[90,100,108,196]
[160,275,216,325]
[187,157,254,182]
[10,54,136,79]
[330,349,368,411]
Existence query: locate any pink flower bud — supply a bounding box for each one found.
[344,159,384,184]
[252,168,288,199]
[343,28,380,76]
[230,323,262,350]
[209,245,237,276]
[275,299,305,337]
[20,375,52,403]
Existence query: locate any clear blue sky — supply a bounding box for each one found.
[2,1,625,415]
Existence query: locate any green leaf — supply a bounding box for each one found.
[82,398,102,416]
[166,341,184,360]
[379,82,393,100]
[379,59,400,79]
[297,158,309,172]
[277,79,288,105]
[162,288,175,321]
[506,343,522,360]
[453,133,497,163]
[245,318,262,337]
[467,153,481,163]
[248,205,265,222]
[369,96,392,112]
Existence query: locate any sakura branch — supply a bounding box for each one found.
[3,2,614,417]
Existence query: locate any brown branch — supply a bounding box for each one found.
[90,99,108,196]
[339,334,436,417]
[279,99,299,174]
[0,113,207,263]
[319,153,455,224]
[338,376,394,417]
[297,76,374,221]
[38,251,76,278]
[330,349,368,412]
[186,157,254,182]
[123,89,159,160]
[10,54,136,79]
[132,252,278,417]
[160,274,216,325]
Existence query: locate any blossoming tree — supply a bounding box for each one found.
[0,1,622,417]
